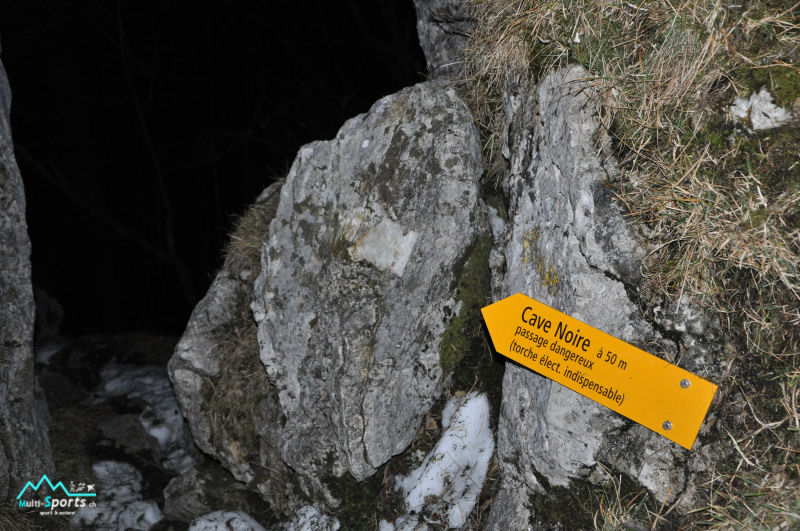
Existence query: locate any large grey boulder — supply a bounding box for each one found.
[412,0,474,79]
[171,80,487,514]
[0,54,54,499]
[486,66,721,528]
[252,80,486,506]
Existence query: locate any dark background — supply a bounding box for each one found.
[0,0,425,334]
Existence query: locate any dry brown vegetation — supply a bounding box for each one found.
[463,0,800,527]
[208,197,278,457]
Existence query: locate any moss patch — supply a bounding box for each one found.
[325,466,395,530]
[741,65,800,108]
[332,236,351,261]
[439,234,493,376]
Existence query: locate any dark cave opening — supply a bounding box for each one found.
[0,0,426,334]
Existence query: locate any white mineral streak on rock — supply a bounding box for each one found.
[488,205,505,241]
[349,217,417,277]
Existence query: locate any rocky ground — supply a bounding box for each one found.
[27,331,277,530]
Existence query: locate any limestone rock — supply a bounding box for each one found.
[486,66,718,527]
[162,463,273,524]
[412,0,474,79]
[252,80,485,505]
[163,466,220,523]
[168,180,300,510]
[0,53,54,499]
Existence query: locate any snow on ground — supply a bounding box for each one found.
[278,504,341,531]
[72,460,163,530]
[189,510,267,531]
[34,339,65,364]
[488,205,506,241]
[730,87,793,130]
[94,363,195,473]
[383,392,495,529]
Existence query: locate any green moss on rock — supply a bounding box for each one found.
[332,236,352,260]
[438,232,506,422]
[740,65,800,108]
[439,234,493,376]
[325,467,388,530]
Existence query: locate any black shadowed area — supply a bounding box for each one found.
[0,0,425,334]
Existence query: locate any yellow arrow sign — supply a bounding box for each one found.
[482,293,717,449]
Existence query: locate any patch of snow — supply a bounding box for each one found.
[72,460,163,530]
[189,510,267,531]
[278,504,340,530]
[488,205,506,241]
[730,87,793,130]
[361,139,370,148]
[390,392,494,529]
[94,363,195,473]
[379,514,422,531]
[34,340,65,364]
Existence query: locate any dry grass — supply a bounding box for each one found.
[465,0,799,306]
[0,502,72,530]
[225,196,278,273]
[208,197,277,458]
[463,0,800,528]
[208,316,265,458]
[592,467,664,531]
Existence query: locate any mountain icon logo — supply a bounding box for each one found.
[16,475,97,499]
